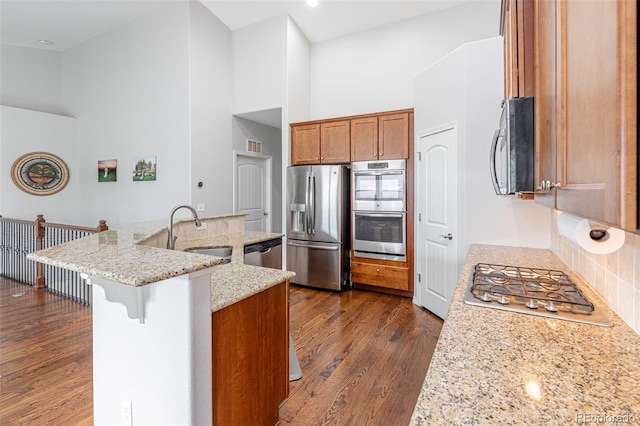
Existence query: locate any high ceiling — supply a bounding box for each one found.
[1,0,472,52]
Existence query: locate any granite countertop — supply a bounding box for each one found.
[27,216,294,312]
[411,244,640,425]
[180,230,294,311]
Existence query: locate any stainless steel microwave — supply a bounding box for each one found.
[490,97,535,195]
[352,159,406,211]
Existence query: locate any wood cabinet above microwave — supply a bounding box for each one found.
[500,0,535,101]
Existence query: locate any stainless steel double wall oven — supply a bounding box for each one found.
[351,159,407,261]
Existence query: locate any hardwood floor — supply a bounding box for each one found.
[281,285,443,426]
[0,278,442,425]
[0,277,93,425]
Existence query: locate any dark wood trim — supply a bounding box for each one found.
[290,108,414,127]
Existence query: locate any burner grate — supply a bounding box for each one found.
[471,263,595,313]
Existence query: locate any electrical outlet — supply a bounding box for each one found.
[196,203,205,212]
[122,400,132,426]
[197,222,208,230]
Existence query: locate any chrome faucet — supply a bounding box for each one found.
[167,205,202,250]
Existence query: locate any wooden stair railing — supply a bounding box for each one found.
[0,214,108,304]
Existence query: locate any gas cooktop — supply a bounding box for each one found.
[463,263,612,327]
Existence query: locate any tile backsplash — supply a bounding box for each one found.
[550,210,640,334]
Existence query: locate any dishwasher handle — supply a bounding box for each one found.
[244,238,282,254]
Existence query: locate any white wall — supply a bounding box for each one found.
[231,15,287,116]
[0,45,64,115]
[310,1,500,119]
[286,18,311,125]
[0,106,80,223]
[60,1,192,227]
[414,37,550,267]
[91,272,213,425]
[188,1,233,217]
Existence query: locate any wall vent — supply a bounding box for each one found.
[246,139,262,154]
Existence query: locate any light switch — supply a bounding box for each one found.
[197,203,205,212]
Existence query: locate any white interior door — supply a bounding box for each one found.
[235,153,272,232]
[414,125,457,319]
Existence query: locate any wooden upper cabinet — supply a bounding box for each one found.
[320,120,350,163]
[554,0,636,230]
[534,0,637,231]
[533,0,557,209]
[291,124,320,165]
[351,113,409,161]
[501,0,535,101]
[379,113,409,160]
[351,116,378,161]
[291,109,412,166]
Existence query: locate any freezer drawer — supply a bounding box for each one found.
[286,240,344,291]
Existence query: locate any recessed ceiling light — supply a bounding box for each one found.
[306,0,318,7]
[38,40,53,45]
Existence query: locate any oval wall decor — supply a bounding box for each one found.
[11,152,70,196]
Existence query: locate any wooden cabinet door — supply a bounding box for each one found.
[501,0,535,101]
[351,261,409,291]
[351,116,379,161]
[378,113,409,160]
[555,0,636,229]
[533,0,557,209]
[291,124,320,165]
[320,120,350,163]
[212,282,289,425]
[501,0,518,100]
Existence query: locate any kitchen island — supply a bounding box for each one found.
[28,213,294,425]
[411,244,640,425]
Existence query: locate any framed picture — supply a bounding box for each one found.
[11,152,70,196]
[98,159,117,182]
[132,156,156,181]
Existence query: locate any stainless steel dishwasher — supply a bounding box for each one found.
[243,238,282,269]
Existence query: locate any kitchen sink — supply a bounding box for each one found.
[184,246,232,264]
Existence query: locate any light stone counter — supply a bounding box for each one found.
[179,230,294,311]
[27,214,294,312]
[411,244,640,425]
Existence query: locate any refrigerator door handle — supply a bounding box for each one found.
[305,172,311,234]
[287,241,339,251]
[309,174,316,235]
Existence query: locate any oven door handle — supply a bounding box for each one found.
[354,171,404,176]
[354,212,404,218]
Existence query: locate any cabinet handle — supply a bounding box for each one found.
[539,180,562,191]
[376,269,380,272]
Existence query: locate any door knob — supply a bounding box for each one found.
[263,212,269,216]
[439,233,453,240]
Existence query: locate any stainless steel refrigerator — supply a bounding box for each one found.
[286,164,350,291]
